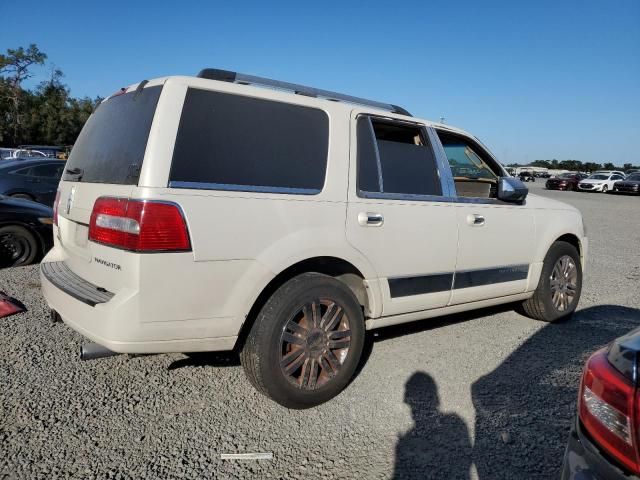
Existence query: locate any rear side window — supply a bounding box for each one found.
[30,163,64,178]
[357,116,441,197]
[63,86,162,184]
[169,89,329,194]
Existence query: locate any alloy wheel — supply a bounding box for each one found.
[280,299,351,390]
[550,255,578,312]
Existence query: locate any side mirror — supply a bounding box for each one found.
[498,177,528,203]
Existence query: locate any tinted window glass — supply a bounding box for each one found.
[170,89,329,193]
[12,167,32,176]
[30,163,63,178]
[356,117,380,193]
[357,118,441,196]
[64,86,162,184]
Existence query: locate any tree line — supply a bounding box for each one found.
[507,159,639,173]
[0,44,101,147]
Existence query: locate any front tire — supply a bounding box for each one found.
[240,273,365,409]
[521,241,582,322]
[602,185,609,193]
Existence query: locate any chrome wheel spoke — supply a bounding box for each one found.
[286,320,308,337]
[322,306,343,332]
[328,330,351,350]
[282,331,305,346]
[306,358,319,389]
[281,348,306,375]
[311,301,321,328]
[323,349,341,372]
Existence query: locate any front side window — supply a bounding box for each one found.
[357,116,441,197]
[170,89,329,193]
[437,131,501,199]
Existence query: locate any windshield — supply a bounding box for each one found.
[559,173,575,178]
[627,174,640,181]
[588,174,608,180]
[63,86,162,184]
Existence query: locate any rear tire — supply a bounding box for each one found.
[240,273,365,409]
[0,225,39,267]
[521,241,582,322]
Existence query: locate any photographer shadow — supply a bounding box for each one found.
[393,371,472,480]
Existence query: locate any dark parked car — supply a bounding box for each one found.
[519,171,536,182]
[0,195,53,268]
[0,159,65,206]
[546,173,588,191]
[561,328,640,479]
[612,173,640,194]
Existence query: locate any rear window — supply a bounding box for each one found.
[169,88,329,194]
[63,86,162,184]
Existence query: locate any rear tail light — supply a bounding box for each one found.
[579,349,639,473]
[89,197,191,252]
[53,190,61,226]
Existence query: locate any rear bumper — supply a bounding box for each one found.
[40,259,238,354]
[561,419,636,480]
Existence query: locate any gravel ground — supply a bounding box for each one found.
[1,183,639,480]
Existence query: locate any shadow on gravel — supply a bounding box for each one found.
[472,304,640,480]
[392,372,472,480]
[168,351,241,370]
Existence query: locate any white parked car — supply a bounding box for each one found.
[578,172,626,193]
[41,69,588,408]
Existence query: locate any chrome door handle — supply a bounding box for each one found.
[467,214,485,226]
[358,212,384,227]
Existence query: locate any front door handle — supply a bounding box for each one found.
[467,214,485,226]
[358,212,384,227]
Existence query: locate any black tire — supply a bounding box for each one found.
[10,193,34,201]
[240,272,365,409]
[521,241,582,322]
[602,185,609,193]
[0,225,39,267]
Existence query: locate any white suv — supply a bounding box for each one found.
[41,69,587,408]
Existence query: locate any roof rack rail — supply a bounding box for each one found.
[196,68,411,117]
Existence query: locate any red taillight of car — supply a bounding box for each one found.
[579,349,639,473]
[89,197,191,252]
[53,190,61,226]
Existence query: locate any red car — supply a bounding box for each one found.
[546,173,587,191]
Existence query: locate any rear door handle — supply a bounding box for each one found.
[467,214,485,226]
[358,212,384,227]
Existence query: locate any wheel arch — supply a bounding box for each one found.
[235,256,373,350]
[555,233,582,259]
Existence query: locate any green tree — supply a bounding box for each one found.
[0,44,47,144]
[603,162,616,170]
[583,162,602,173]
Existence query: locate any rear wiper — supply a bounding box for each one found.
[65,167,84,180]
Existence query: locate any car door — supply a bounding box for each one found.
[346,113,458,316]
[434,129,536,305]
[609,174,624,189]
